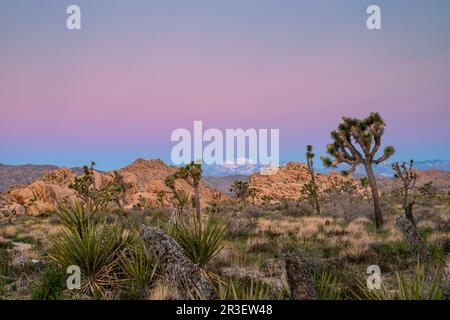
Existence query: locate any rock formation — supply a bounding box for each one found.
[248,162,362,202]
[285,252,317,300]
[0,159,224,216]
[140,225,217,299]
[395,216,431,259]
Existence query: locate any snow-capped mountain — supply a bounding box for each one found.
[317,160,450,177]
[203,159,450,177]
[202,158,283,176]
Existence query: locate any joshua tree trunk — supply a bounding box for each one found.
[364,163,384,229]
[404,202,415,226]
[402,185,415,226]
[194,186,201,221]
[309,172,320,215]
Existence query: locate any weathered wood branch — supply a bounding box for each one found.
[140,225,217,299]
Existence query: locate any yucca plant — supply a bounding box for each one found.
[354,280,391,300]
[313,270,342,300]
[169,214,227,268]
[55,201,106,237]
[355,262,448,300]
[396,263,447,300]
[48,203,131,296]
[217,278,269,300]
[120,236,158,299]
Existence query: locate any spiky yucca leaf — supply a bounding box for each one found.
[396,263,447,300]
[169,214,227,267]
[48,203,131,296]
[217,278,269,300]
[313,270,342,300]
[120,236,158,286]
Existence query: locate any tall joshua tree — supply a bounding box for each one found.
[306,145,321,215]
[174,161,203,221]
[321,112,395,229]
[230,180,249,207]
[392,160,417,226]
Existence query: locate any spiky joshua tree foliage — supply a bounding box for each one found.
[321,112,395,229]
[165,161,203,220]
[230,180,249,207]
[392,160,418,226]
[306,145,321,215]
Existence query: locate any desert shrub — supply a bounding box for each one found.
[435,216,450,232]
[119,237,158,299]
[120,211,146,230]
[0,243,13,276]
[142,208,171,227]
[413,206,435,224]
[0,279,4,297]
[313,269,342,300]
[355,263,448,300]
[168,214,227,268]
[217,277,270,300]
[240,206,264,218]
[48,214,61,225]
[247,240,277,256]
[48,203,132,296]
[227,218,257,240]
[31,263,66,300]
[282,202,314,217]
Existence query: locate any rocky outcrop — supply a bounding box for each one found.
[4,168,79,215]
[285,252,317,300]
[396,216,431,259]
[1,159,225,215]
[248,162,361,202]
[140,225,217,299]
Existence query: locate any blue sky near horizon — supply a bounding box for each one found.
[1,0,450,170]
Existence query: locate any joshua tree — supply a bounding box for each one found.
[230,180,249,207]
[165,175,187,216]
[176,162,202,221]
[305,145,321,215]
[156,190,166,208]
[418,181,439,199]
[321,112,395,229]
[359,177,372,204]
[207,191,223,214]
[261,195,272,206]
[300,181,320,207]
[69,165,94,202]
[247,187,258,206]
[392,160,417,226]
[165,162,203,220]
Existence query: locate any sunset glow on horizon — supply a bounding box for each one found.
[1,0,450,170]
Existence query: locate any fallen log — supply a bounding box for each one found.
[139,225,217,299]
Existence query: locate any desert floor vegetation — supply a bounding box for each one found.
[0,194,448,300]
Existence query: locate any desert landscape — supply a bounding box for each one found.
[0,115,449,300]
[1,1,449,305]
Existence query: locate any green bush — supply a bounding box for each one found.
[31,264,66,300]
[0,243,12,277]
[120,237,158,299]
[313,269,342,300]
[217,277,270,300]
[48,203,132,296]
[355,263,448,300]
[169,214,227,268]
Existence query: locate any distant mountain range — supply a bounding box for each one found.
[0,163,83,192]
[203,159,450,177]
[1,160,449,192]
[340,160,450,177]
